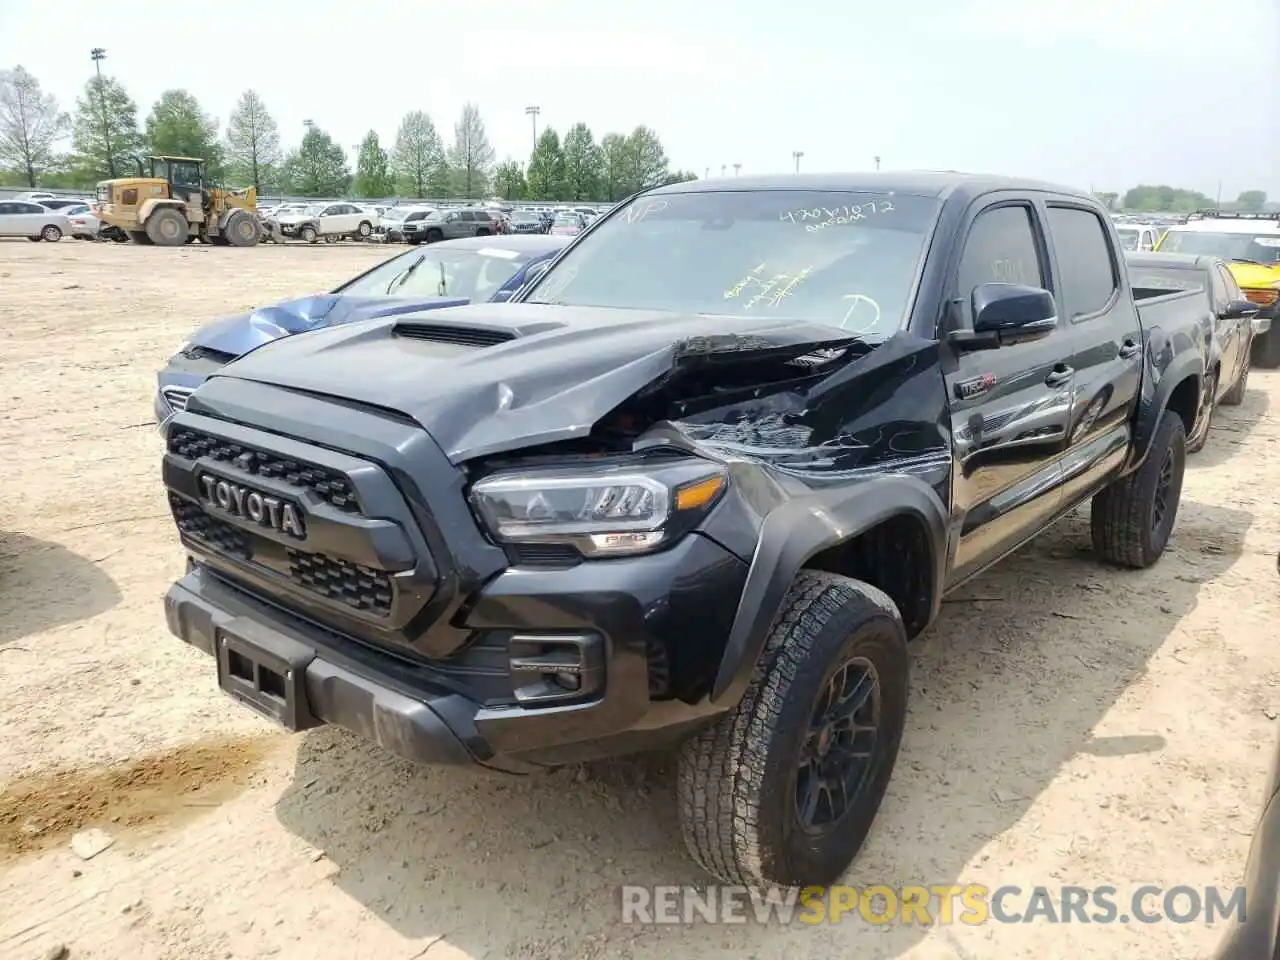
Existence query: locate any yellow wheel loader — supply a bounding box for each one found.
[93,156,280,247]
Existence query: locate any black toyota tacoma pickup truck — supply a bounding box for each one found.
[161,173,1211,887]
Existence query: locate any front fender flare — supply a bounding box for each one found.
[710,475,948,708]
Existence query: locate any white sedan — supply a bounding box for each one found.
[0,199,72,241]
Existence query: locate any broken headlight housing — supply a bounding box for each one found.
[469,458,727,557]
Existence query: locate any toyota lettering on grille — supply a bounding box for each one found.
[198,474,305,538]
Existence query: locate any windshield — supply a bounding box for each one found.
[524,189,940,339]
[381,208,408,221]
[1160,229,1280,264]
[337,246,534,301]
[305,204,326,216]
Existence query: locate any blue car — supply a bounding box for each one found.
[154,234,569,420]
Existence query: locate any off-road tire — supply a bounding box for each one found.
[677,570,909,886]
[128,230,152,245]
[1186,369,1216,454]
[1091,409,1186,568]
[1221,350,1250,406]
[40,224,62,242]
[357,220,372,238]
[299,224,318,244]
[223,211,259,247]
[145,207,188,247]
[1252,326,1280,369]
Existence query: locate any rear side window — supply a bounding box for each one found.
[1047,206,1118,319]
[956,205,1045,327]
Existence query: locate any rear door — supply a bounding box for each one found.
[0,202,18,235]
[944,196,1072,584]
[1042,202,1143,505]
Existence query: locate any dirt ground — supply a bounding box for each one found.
[0,239,1277,960]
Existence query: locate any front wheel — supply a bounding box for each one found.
[425,228,443,243]
[145,208,188,246]
[1221,349,1251,406]
[1091,409,1187,568]
[1185,369,1216,454]
[678,571,909,886]
[299,225,318,244]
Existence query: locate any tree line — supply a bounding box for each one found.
[1095,185,1271,214]
[0,64,696,201]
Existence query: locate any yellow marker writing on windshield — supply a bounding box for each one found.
[839,294,881,333]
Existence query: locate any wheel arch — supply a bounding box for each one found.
[710,475,947,708]
[1132,350,1202,469]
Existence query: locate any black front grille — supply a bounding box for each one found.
[393,323,516,347]
[170,493,394,618]
[168,429,360,513]
[287,549,393,616]
[171,494,250,559]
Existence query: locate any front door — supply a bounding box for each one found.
[944,199,1072,585]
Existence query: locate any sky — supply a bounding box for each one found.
[1,0,1277,200]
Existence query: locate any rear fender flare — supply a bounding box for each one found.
[709,475,948,708]
[1132,349,1203,468]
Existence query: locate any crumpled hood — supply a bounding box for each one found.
[209,302,858,462]
[189,294,471,358]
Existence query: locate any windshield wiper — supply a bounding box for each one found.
[437,261,447,297]
[386,253,426,294]
[1230,258,1265,266]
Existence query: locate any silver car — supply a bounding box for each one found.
[0,200,71,241]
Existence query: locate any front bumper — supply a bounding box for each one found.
[167,525,745,770]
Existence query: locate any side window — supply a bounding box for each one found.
[457,211,475,222]
[1046,206,1118,319]
[1217,265,1242,303]
[0,202,15,214]
[19,202,42,214]
[955,204,1045,327]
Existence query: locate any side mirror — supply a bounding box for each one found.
[1222,299,1260,320]
[949,283,1058,351]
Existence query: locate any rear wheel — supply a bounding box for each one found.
[27,235,41,242]
[41,224,62,242]
[1091,409,1186,568]
[357,220,372,238]
[145,207,189,247]
[1252,325,1280,369]
[678,571,909,885]
[223,211,259,247]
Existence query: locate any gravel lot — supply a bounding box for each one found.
[1,239,1278,960]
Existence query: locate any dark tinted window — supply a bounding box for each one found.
[406,211,427,222]
[0,203,15,214]
[1046,206,1117,318]
[956,205,1044,326]
[457,211,475,222]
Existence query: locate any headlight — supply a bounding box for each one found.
[469,459,727,557]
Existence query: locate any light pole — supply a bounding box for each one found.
[733,163,741,176]
[525,106,540,152]
[721,164,726,177]
[873,155,881,171]
[704,167,710,179]
[793,151,804,173]
[90,48,115,177]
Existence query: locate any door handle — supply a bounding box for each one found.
[1045,365,1073,387]
[1118,339,1141,359]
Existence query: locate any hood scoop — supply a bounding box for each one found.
[393,322,517,348]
